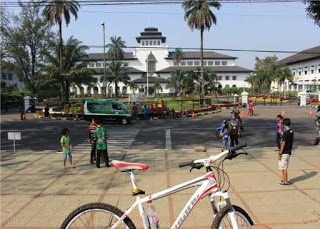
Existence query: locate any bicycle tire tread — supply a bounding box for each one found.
[60,202,136,229]
[211,205,253,229]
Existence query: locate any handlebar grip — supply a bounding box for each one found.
[178,160,194,168]
[229,142,247,152]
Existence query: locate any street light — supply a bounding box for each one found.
[145,57,149,97]
[101,21,106,97]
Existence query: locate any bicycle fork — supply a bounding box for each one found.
[210,191,239,229]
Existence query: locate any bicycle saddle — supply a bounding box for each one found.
[111,160,149,172]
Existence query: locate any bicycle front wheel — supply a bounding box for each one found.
[211,205,253,229]
[61,202,136,229]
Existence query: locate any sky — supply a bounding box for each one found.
[11,1,320,69]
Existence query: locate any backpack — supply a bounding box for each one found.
[96,128,106,146]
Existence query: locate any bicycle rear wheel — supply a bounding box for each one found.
[61,202,136,229]
[211,205,253,229]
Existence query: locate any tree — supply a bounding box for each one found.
[166,69,186,96]
[183,0,221,100]
[172,48,184,68]
[107,36,126,60]
[203,68,218,95]
[182,72,196,96]
[153,82,163,97]
[128,82,138,95]
[1,1,54,93]
[303,1,320,27]
[245,74,255,94]
[273,65,293,95]
[42,0,80,83]
[42,36,95,103]
[106,61,130,98]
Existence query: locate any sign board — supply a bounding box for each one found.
[8,132,21,140]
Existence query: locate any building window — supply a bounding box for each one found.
[8,73,13,80]
[319,68,320,73]
[142,41,145,46]
[148,61,156,73]
[299,72,301,76]
[146,41,149,46]
[225,76,230,80]
[222,61,227,66]
[153,40,156,46]
[194,61,200,66]
[96,63,101,67]
[123,62,128,67]
[305,70,307,75]
[232,85,237,88]
[157,41,160,45]
[181,61,186,66]
[173,62,178,66]
[2,73,7,80]
[225,85,229,88]
[293,71,295,76]
[208,61,214,66]
[89,62,95,68]
[218,76,222,80]
[311,69,314,74]
[232,76,237,80]
[215,61,220,66]
[187,61,193,66]
[203,61,207,66]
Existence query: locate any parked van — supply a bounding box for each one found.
[83,99,131,125]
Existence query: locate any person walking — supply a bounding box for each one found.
[89,119,97,164]
[228,114,240,147]
[276,115,285,150]
[93,120,109,168]
[143,104,149,119]
[19,104,25,120]
[278,118,294,186]
[221,126,230,152]
[60,128,73,169]
[44,104,50,119]
[132,102,138,120]
[248,100,254,116]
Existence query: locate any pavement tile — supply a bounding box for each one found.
[1,174,58,195]
[288,169,320,188]
[0,194,35,224]
[240,191,320,225]
[6,195,99,227]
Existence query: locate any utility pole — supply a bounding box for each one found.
[146,58,149,97]
[101,21,106,97]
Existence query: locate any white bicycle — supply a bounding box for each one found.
[61,143,253,229]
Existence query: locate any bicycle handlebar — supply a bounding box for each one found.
[179,142,247,169]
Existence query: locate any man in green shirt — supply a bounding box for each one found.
[93,120,109,168]
[60,128,72,169]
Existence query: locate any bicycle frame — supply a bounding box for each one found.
[111,170,237,229]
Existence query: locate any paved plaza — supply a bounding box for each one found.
[1,106,320,228]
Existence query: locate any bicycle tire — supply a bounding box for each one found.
[60,202,136,229]
[211,205,253,229]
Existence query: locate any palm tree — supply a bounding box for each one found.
[107,36,126,60]
[245,74,256,94]
[42,0,80,88]
[273,65,292,96]
[153,82,163,97]
[42,36,95,103]
[106,61,130,98]
[166,69,186,96]
[183,0,221,100]
[203,68,218,95]
[172,48,184,68]
[128,81,138,95]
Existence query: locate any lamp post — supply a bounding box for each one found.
[146,58,149,97]
[101,21,106,97]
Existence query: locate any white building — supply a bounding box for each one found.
[275,45,320,92]
[1,69,25,90]
[76,27,252,96]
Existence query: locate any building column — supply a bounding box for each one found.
[84,85,88,95]
[98,86,102,95]
[76,87,81,95]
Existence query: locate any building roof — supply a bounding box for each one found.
[82,53,137,61]
[166,51,237,60]
[136,27,166,43]
[132,76,168,84]
[93,67,144,74]
[277,46,320,65]
[157,66,252,74]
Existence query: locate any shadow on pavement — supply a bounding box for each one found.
[290,170,318,184]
